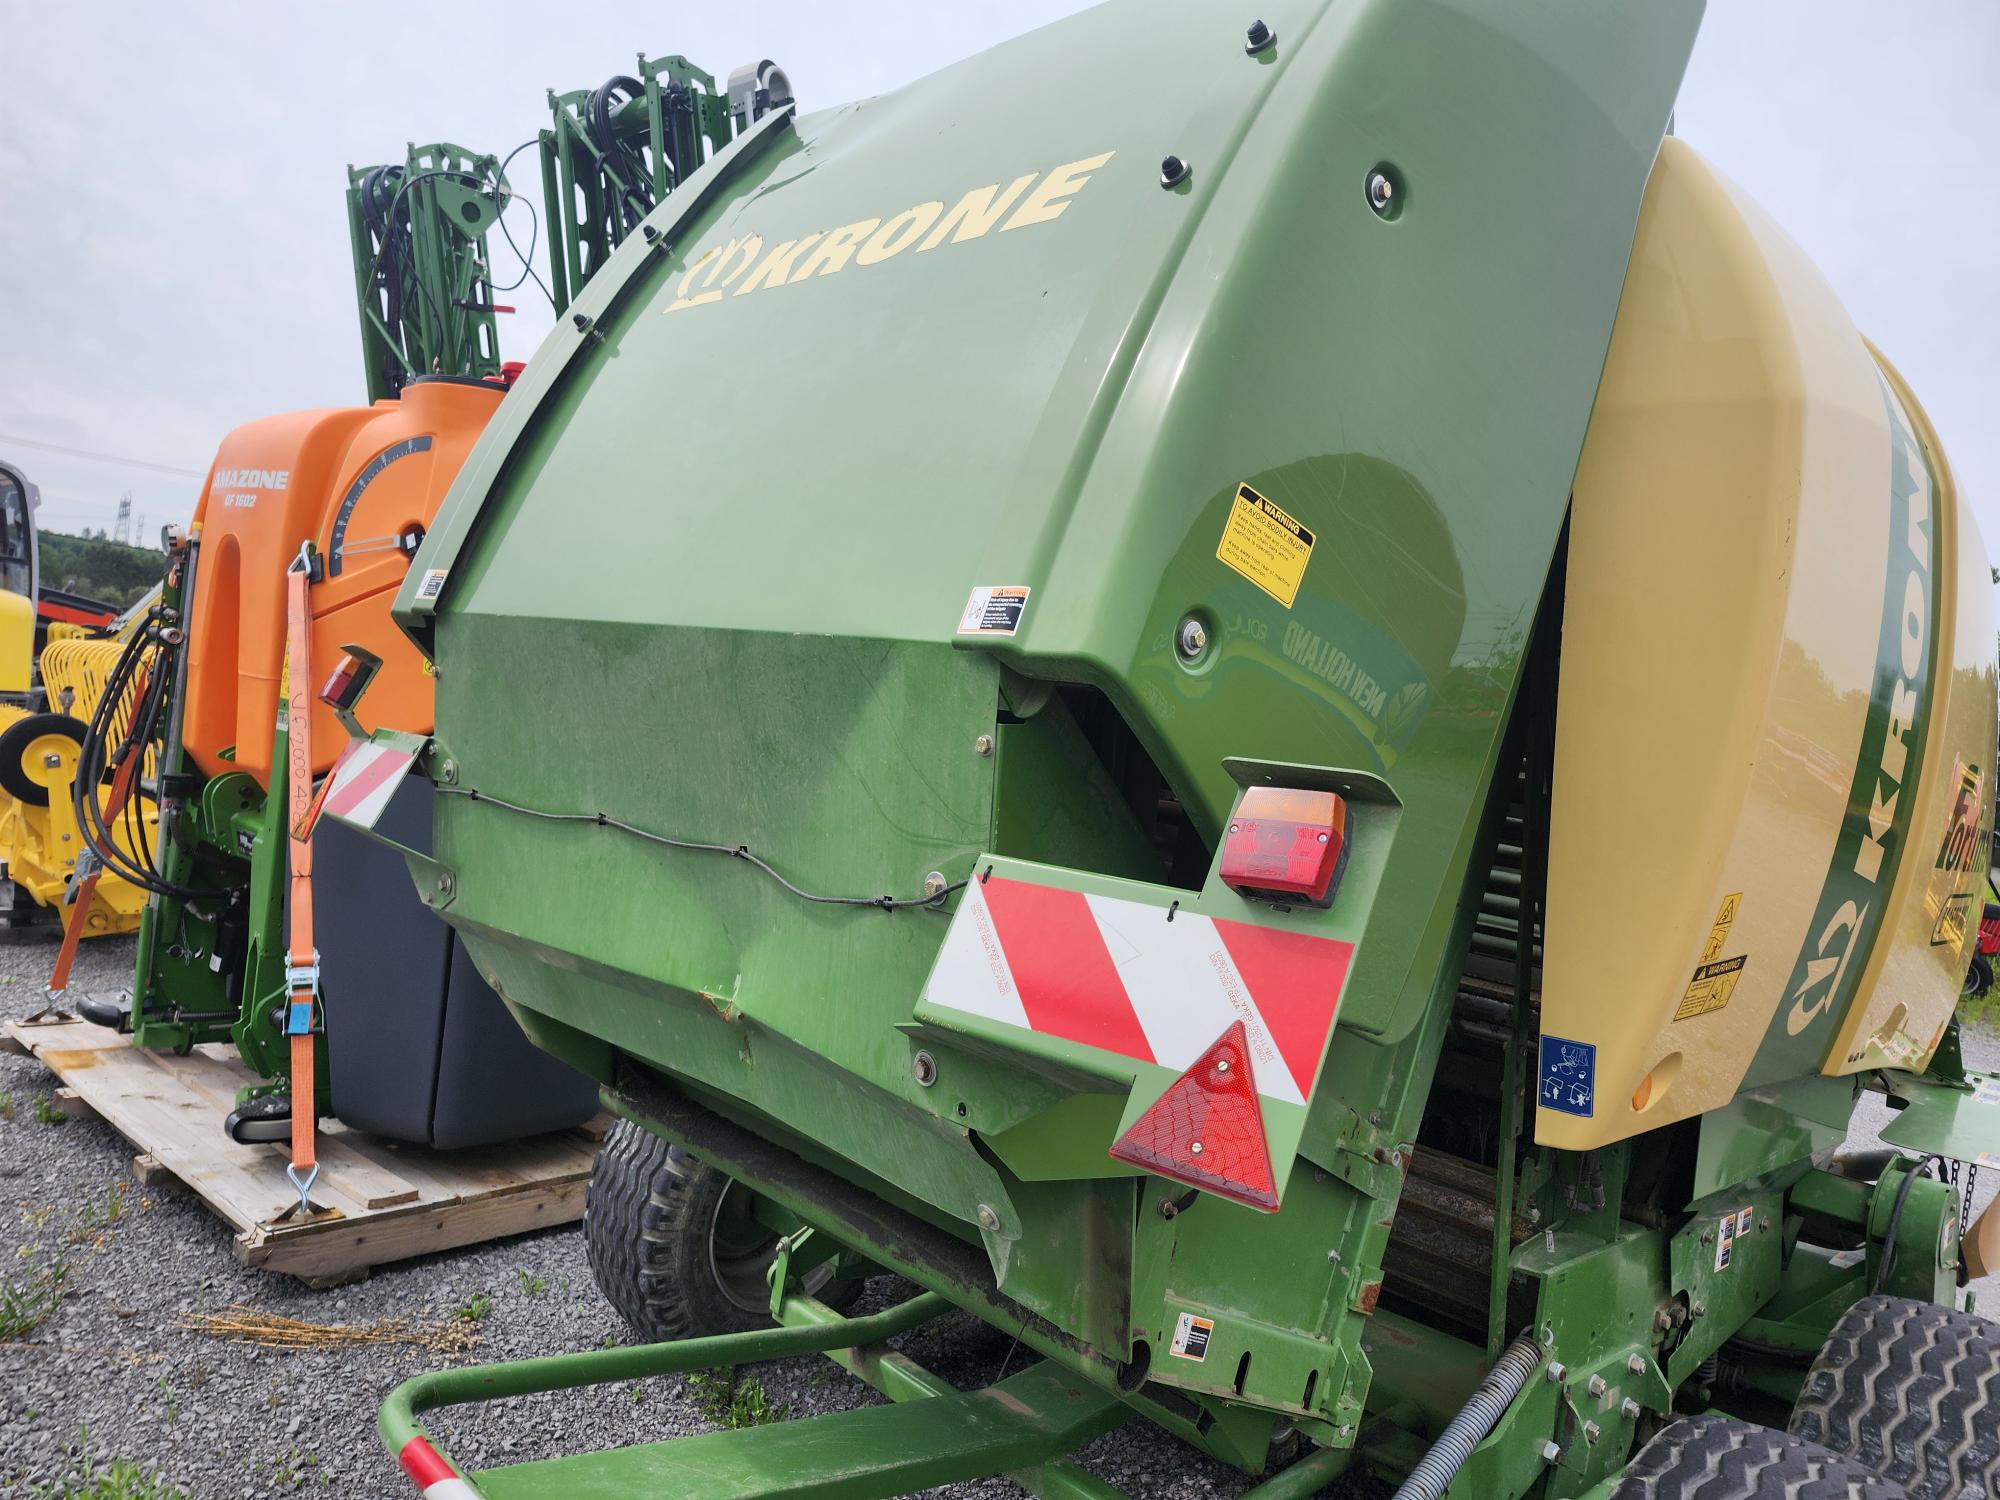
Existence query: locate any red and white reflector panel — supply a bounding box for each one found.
[398,1436,480,1498]
[925,876,1354,1108]
[320,738,416,832]
[1109,1020,1278,1211]
[1220,787,1351,907]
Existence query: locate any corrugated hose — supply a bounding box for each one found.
[1390,1332,1545,1500]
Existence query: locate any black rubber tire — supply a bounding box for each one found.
[0,712,87,807]
[1789,1293,2000,1500]
[1612,1415,1907,1498]
[1964,954,1993,998]
[585,1119,853,1342]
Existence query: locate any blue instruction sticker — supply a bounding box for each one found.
[1538,1036,1597,1118]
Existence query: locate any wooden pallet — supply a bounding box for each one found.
[2,1016,606,1285]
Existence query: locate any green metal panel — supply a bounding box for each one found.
[1881,1070,2000,1161]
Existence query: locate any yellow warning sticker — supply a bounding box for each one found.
[1676,892,1746,1021]
[1216,483,1313,608]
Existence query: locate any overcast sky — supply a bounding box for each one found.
[1,3,1994,555]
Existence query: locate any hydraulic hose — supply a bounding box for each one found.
[1390,1332,1545,1500]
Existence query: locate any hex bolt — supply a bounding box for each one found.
[974,734,995,757]
[1690,1301,1707,1320]
[1586,1375,1607,1399]
[572,313,593,332]
[1621,1398,1642,1421]
[1582,1421,1602,1445]
[1540,1441,1563,1464]
[1160,155,1191,189]
[1177,616,1208,658]
[1700,1229,1714,1246]
[1627,1354,1648,1376]
[1365,169,1396,215]
[922,871,948,900]
[1654,1309,1674,1333]
[1245,19,1275,51]
[912,1050,938,1087]
[976,1204,1001,1232]
[1545,1361,1568,1384]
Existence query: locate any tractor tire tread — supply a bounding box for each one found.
[1789,1292,2000,1500]
[1613,1415,1907,1499]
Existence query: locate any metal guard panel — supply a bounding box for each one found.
[916,794,1390,1206]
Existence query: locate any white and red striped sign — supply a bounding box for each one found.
[925,876,1353,1106]
[321,738,416,831]
[398,1436,479,1497]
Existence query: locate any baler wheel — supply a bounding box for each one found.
[586,1119,855,1342]
[1611,1414,1906,1498]
[1788,1293,2000,1500]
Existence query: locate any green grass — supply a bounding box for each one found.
[30,1431,193,1500]
[686,1367,790,1430]
[68,1184,127,1245]
[0,1091,16,1121]
[0,1256,70,1340]
[449,1290,494,1323]
[34,1095,67,1126]
[517,1270,548,1297]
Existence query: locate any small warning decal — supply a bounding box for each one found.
[416,567,449,601]
[1715,1206,1752,1271]
[1216,483,1313,608]
[1676,892,1747,1020]
[1538,1036,1596,1118]
[957,585,1030,636]
[1169,1312,1214,1362]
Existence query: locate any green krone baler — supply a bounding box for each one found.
[365,3,2000,1495]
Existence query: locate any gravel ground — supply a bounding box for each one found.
[1,932,1994,1499]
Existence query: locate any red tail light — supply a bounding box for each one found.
[1220,787,1351,907]
[1108,1020,1278,1213]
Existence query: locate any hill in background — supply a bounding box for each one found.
[40,530,163,609]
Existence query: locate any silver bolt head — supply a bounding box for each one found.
[1546,1361,1568,1383]
[1690,1301,1706,1319]
[922,871,948,899]
[976,1204,1000,1232]
[974,734,995,757]
[1176,617,1208,658]
[1627,1354,1647,1376]
[437,873,455,894]
[1215,1059,1230,1073]
[1540,1441,1562,1463]
[1189,1140,1205,1155]
[439,758,458,784]
[1586,1374,1607,1399]
[1582,1420,1602,1445]
[1366,171,1395,211]
[1621,1398,1642,1421]
[912,1050,938,1087]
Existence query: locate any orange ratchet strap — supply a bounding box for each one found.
[281,545,321,1216]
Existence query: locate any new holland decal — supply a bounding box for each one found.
[662,152,1115,315]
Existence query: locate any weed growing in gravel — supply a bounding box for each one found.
[686,1367,790,1430]
[29,1428,193,1500]
[0,1254,70,1339]
[450,1290,495,1323]
[34,1095,67,1126]
[253,1447,329,1490]
[0,1091,15,1120]
[517,1270,548,1297]
[68,1183,128,1245]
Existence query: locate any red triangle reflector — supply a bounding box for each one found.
[1108,1020,1279,1213]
